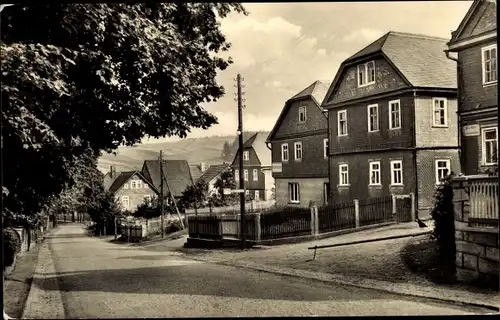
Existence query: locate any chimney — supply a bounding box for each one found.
[110,166,116,179]
[200,163,206,172]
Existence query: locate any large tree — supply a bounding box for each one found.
[1,3,247,223]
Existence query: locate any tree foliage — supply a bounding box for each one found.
[179,180,209,210]
[221,141,233,162]
[430,172,456,282]
[1,3,247,224]
[212,168,238,206]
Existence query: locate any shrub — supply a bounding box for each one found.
[3,228,21,270]
[430,172,456,282]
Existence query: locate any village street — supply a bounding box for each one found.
[21,224,491,318]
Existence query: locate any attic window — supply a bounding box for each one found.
[243,150,249,161]
[298,106,307,122]
[357,61,376,87]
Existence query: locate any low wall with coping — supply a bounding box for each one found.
[453,175,499,286]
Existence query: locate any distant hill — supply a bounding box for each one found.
[97,131,270,174]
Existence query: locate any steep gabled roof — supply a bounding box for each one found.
[322,31,457,108]
[241,132,272,166]
[199,164,230,184]
[108,171,158,194]
[141,159,194,197]
[267,80,330,142]
[189,164,203,183]
[448,0,488,45]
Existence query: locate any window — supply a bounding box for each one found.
[288,183,300,203]
[390,160,403,185]
[435,159,451,184]
[244,169,249,181]
[124,183,129,190]
[298,106,307,122]
[482,44,497,85]
[389,100,401,129]
[144,183,149,189]
[255,190,260,201]
[235,170,239,185]
[245,190,249,196]
[121,196,129,209]
[135,180,142,189]
[243,150,249,161]
[323,138,329,159]
[367,104,379,132]
[482,127,498,165]
[432,98,448,127]
[294,141,302,161]
[130,180,136,189]
[369,161,381,185]
[281,143,289,161]
[143,195,152,204]
[337,110,348,136]
[357,60,376,87]
[339,164,349,186]
[253,169,258,181]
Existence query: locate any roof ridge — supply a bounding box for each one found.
[388,31,449,42]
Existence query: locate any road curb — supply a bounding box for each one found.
[21,242,65,319]
[188,257,500,312]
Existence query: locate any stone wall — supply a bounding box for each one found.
[453,176,499,287]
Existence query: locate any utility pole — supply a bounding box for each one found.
[159,150,165,238]
[236,74,246,249]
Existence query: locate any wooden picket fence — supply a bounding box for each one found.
[317,201,356,233]
[259,206,311,240]
[358,195,394,226]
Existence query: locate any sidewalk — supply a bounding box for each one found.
[145,222,500,311]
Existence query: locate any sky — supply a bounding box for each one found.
[142,1,473,144]
[2,2,474,145]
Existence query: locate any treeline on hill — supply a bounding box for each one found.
[1,3,247,269]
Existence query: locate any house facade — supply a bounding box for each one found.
[267,81,331,207]
[446,0,498,175]
[106,168,159,212]
[198,164,231,196]
[322,31,461,219]
[231,132,274,201]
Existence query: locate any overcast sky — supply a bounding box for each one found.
[142,1,472,144]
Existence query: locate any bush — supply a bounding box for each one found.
[430,172,456,282]
[3,228,21,270]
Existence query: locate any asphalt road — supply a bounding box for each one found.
[23,224,490,318]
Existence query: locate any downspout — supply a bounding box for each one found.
[412,90,419,219]
[445,49,463,174]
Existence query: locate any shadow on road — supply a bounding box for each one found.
[29,263,414,302]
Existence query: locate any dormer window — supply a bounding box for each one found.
[298,106,307,122]
[357,61,376,87]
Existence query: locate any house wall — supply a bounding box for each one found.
[271,133,328,179]
[460,113,498,175]
[329,150,415,204]
[414,96,459,148]
[275,177,329,207]
[415,149,461,218]
[327,94,415,154]
[115,184,157,212]
[231,147,262,167]
[458,40,498,114]
[326,57,409,105]
[273,98,328,138]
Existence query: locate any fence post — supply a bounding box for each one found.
[354,199,360,228]
[410,192,416,221]
[311,205,319,236]
[254,213,261,242]
[391,194,397,222]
